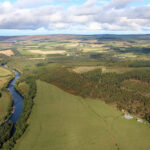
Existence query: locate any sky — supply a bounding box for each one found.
[0,0,150,35]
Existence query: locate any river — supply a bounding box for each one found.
[1,64,24,124]
[7,69,24,124]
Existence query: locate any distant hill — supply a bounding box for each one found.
[0,35,80,42]
[0,34,150,42]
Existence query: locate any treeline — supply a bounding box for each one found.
[0,103,13,149]
[0,122,13,148]
[113,46,150,54]
[1,76,36,150]
[0,74,14,149]
[35,65,150,123]
[129,61,150,67]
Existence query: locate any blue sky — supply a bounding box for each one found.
[0,0,150,35]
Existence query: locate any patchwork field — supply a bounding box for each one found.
[14,80,150,150]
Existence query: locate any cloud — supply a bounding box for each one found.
[80,22,102,30]
[15,0,71,8]
[0,0,150,33]
[106,0,138,9]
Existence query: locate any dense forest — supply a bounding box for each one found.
[34,65,150,123]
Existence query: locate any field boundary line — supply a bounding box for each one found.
[80,99,120,150]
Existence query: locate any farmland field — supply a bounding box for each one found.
[14,80,150,150]
[0,67,12,77]
[0,50,14,56]
[73,66,133,74]
[0,92,11,123]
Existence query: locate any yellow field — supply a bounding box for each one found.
[73,66,133,74]
[0,67,12,77]
[73,66,102,73]
[29,50,66,55]
[0,50,14,56]
[0,77,11,89]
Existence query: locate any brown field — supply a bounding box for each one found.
[28,57,45,60]
[0,50,14,56]
[73,66,133,74]
[66,43,79,47]
[29,50,66,55]
[73,66,102,73]
[0,43,12,48]
[90,44,105,47]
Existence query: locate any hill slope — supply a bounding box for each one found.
[14,80,150,150]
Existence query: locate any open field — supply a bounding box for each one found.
[29,50,66,55]
[0,77,11,89]
[0,67,13,124]
[0,67,12,89]
[0,50,14,56]
[72,66,102,73]
[14,80,150,150]
[72,66,133,74]
[0,92,11,123]
[0,67,12,77]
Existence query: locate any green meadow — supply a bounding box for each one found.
[0,67,12,77]
[0,92,11,124]
[14,80,150,150]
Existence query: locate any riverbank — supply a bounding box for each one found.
[0,65,25,149]
[1,70,36,150]
[0,66,14,125]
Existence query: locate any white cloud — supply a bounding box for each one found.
[50,23,69,29]
[106,0,138,9]
[0,0,150,33]
[15,0,71,8]
[81,22,102,30]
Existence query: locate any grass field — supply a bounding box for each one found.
[14,80,150,150]
[0,67,12,124]
[0,67,12,77]
[0,92,11,123]
[0,67,12,89]
[73,66,133,74]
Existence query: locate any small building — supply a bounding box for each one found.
[137,118,143,123]
[123,114,133,119]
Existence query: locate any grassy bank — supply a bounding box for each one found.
[0,67,13,124]
[0,92,12,124]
